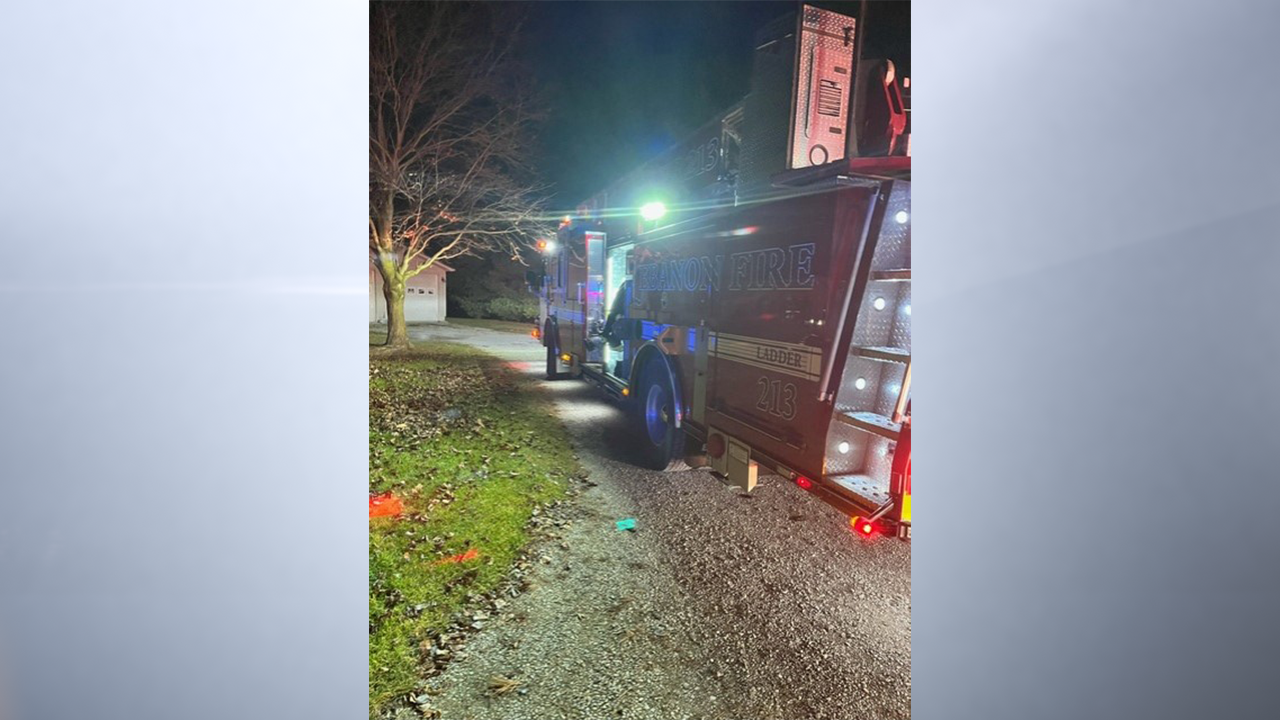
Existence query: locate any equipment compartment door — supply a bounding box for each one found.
[603,243,633,379]
[584,231,607,363]
[704,186,878,477]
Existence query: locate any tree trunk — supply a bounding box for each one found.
[372,213,410,348]
[383,273,408,347]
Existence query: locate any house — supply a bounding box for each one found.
[369,258,453,324]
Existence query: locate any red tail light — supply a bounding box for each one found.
[851,516,875,537]
[795,476,813,490]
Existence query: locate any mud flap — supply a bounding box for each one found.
[707,427,759,492]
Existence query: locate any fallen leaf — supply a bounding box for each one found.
[488,675,521,695]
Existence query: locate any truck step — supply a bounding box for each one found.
[853,345,910,364]
[835,411,902,439]
[827,473,891,506]
[870,269,911,282]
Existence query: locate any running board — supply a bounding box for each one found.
[826,473,890,508]
[835,411,902,440]
[578,363,627,399]
[870,269,911,282]
[852,345,910,364]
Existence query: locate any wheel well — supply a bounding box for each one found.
[543,318,559,350]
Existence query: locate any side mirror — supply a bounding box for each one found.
[614,318,643,341]
[525,270,543,292]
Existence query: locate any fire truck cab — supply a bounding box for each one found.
[533,4,911,538]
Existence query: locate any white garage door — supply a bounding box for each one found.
[404,273,442,322]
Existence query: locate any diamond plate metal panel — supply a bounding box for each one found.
[833,355,888,413]
[871,182,911,271]
[823,420,870,475]
[890,283,911,352]
[828,473,890,506]
[823,417,898,481]
[852,280,907,349]
[828,346,906,478]
[861,435,896,487]
[874,369,908,418]
[789,6,857,170]
[823,180,910,485]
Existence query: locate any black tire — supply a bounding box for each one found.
[633,358,689,471]
[545,339,558,380]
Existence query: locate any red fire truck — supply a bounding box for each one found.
[533,4,911,538]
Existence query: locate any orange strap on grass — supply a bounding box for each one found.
[369,493,403,518]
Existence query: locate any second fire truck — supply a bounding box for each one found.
[532,4,911,538]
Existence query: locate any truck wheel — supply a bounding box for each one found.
[634,359,688,471]
[545,341,558,380]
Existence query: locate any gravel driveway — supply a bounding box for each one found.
[401,322,911,720]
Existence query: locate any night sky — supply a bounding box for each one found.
[515,1,910,209]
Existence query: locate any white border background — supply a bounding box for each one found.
[1,1,1278,717]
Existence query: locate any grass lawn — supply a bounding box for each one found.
[447,317,537,335]
[368,339,578,717]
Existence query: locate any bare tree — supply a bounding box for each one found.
[370,2,550,347]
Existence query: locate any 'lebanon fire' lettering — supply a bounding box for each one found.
[634,243,816,293]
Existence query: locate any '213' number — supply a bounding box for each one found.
[756,377,798,420]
